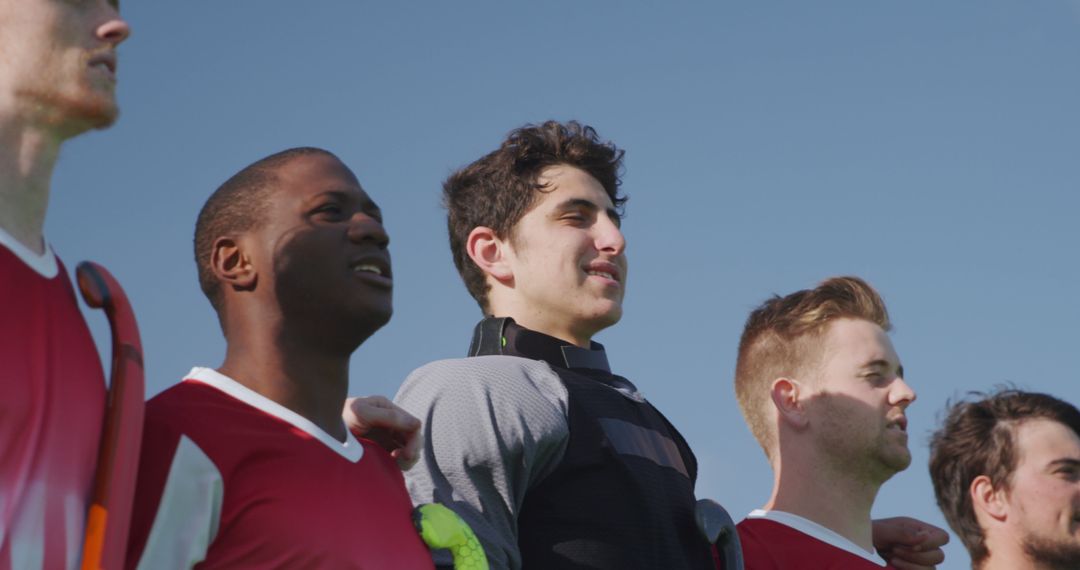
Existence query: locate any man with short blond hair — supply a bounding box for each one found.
[929,389,1080,569]
[0,1,130,567]
[734,276,936,568]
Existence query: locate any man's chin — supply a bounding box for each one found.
[41,92,119,136]
[1022,534,1080,568]
[584,305,622,335]
[72,99,119,131]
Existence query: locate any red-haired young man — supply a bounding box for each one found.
[734,277,946,569]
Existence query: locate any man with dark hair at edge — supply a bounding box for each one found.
[929,389,1080,569]
[386,122,948,569]
[0,1,129,567]
[124,148,434,568]
[733,277,944,569]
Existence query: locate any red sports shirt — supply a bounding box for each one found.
[126,367,434,569]
[0,231,105,570]
[737,510,897,570]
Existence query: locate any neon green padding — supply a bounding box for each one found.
[413,503,490,570]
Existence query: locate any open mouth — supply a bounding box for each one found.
[584,261,622,284]
[353,263,384,277]
[88,54,117,76]
[887,416,908,432]
[349,255,392,287]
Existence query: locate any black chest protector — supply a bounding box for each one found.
[468,318,714,570]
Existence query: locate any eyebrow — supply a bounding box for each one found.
[862,359,904,378]
[1048,458,1080,469]
[553,198,622,225]
[317,190,382,218]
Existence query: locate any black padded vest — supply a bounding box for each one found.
[468,318,714,569]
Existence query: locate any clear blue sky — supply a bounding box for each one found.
[50,3,1080,568]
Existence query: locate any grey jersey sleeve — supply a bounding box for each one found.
[395,355,570,570]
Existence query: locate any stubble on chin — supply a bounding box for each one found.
[1022,534,1080,570]
[18,83,118,134]
[816,398,909,482]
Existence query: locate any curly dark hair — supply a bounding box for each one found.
[443,120,626,311]
[928,389,1080,565]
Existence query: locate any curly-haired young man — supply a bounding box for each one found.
[392,123,946,569]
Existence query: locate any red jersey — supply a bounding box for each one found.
[126,367,435,569]
[0,231,106,570]
[737,510,896,570]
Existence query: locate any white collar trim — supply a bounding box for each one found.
[186,367,364,463]
[0,225,57,278]
[747,509,888,567]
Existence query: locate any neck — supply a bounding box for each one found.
[765,449,882,552]
[486,303,596,348]
[0,114,63,255]
[980,536,1050,570]
[219,313,352,442]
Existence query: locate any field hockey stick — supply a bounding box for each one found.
[76,262,145,570]
[695,498,744,570]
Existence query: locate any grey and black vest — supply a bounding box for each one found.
[468,318,714,569]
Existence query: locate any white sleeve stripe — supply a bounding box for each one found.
[136,436,223,570]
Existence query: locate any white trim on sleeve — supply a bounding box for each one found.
[746,509,888,567]
[136,436,223,570]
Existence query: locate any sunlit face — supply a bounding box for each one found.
[0,0,130,134]
[806,318,915,482]
[251,153,392,351]
[500,165,627,344]
[1004,419,1080,568]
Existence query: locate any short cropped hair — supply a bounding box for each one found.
[194,147,337,314]
[734,276,891,462]
[443,120,626,311]
[928,389,1080,565]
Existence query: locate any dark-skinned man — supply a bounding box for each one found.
[124,148,434,569]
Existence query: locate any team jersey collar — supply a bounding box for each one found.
[468,316,612,373]
[185,367,365,462]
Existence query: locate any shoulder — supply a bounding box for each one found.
[397,355,569,417]
[146,380,226,422]
[737,517,890,569]
[404,355,564,388]
[144,379,247,450]
[736,518,782,566]
[397,355,571,466]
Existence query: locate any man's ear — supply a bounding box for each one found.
[770,378,809,430]
[211,236,257,292]
[971,475,1008,522]
[466,226,513,284]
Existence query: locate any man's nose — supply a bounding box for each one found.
[98,9,131,47]
[347,213,389,248]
